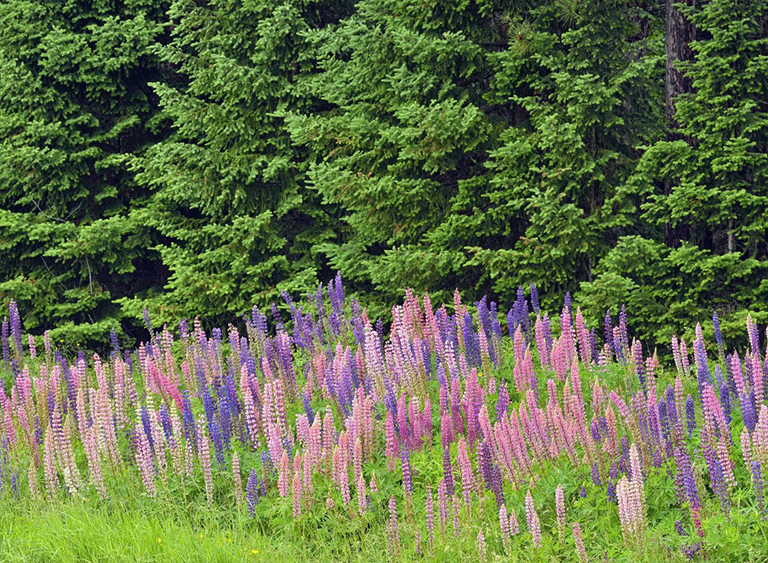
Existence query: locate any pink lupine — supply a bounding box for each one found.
[742,428,753,468]
[477,530,487,562]
[353,437,363,486]
[243,385,261,447]
[425,482,435,547]
[508,506,519,535]
[84,426,107,498]
[456,437,476,506]
[292,471,303,518]
[499,504,510,547]
[233,452,244,507]
[525,490,541,548]
[278,450,291,498]
[136,423,156,497]
[303,451,313,496]
[573,522,587,562]
[452,494,462,537]
[387,496,400,555]
[356,475,367,515]
[43,428,58,497]
[555,483,566,530]
[198,424,213,506]
[369,472,378,494]
[438,479,449,534]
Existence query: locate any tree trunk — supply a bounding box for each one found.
[665,0,695,124]
[664,0,696,247]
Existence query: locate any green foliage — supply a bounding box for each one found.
[126,0,354,328]
[1,0,768,351]
[0,0,169,345]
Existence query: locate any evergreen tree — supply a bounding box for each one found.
[287,0,665,315]
[0,0,169,345]
[582,0,768,346]
[130,0,353,327]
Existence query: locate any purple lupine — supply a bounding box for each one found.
[633,340,645,391]
[530,282,540,314]
[246,469,259,517]
[591,462,602,486]
[685,395,696,438]
[604,310,613,356]
[753,461,766,519]
[442,446,455,497]
[400,447,413,498]
[713,311,724,359]
[496,382,509,419]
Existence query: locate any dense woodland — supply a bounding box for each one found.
[1,0,767,350]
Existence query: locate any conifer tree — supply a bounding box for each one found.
[0,0,169,345]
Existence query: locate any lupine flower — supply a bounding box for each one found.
[572,522,587,562]
[525,490,541,548]
[686,395,696,437]
[452,494,462,537]
[499,504,510,546]
[477,530,487,562]
[753,461,766,519]
[246,469,259,517]
[424,482,434,547]
[438,479,449,534]
[387,496,400,555]
[555,483,566,529]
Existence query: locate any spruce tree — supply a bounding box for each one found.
[0,0,169,345]
[130,0,353,326]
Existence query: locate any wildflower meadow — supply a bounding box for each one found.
[0,275,766,562]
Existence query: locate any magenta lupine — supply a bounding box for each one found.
[525,490,542,548]
[573,522,588,562]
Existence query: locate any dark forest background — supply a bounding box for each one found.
[1,0,766,350]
